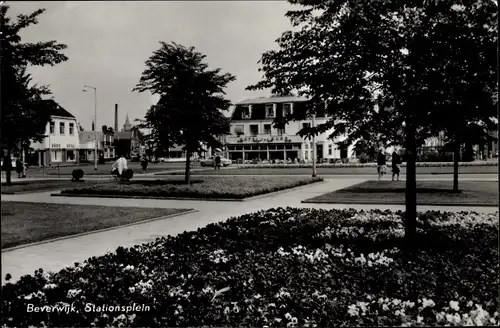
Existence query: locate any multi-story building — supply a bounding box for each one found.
[79,130,115,161]
[31,100,80,166]
[227,96,355,162]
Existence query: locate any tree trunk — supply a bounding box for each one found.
[5,149,12,186]
[453,138,460,192]
[404,127,417,249]
[185,151,191,185]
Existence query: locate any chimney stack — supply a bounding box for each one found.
[114,104,118,132]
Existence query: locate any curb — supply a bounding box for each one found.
[1,209,198,253]
[300,200,499,207]
[49,179,326,202]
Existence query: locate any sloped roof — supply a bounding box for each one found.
[115,131,133,139]
[236,96,309,105]
[45,99,76,118]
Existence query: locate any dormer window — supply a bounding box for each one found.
[265,104,276,118]
[242,105,252,119]
[283,103,293,116]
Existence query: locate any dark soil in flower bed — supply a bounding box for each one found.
[58,176,324,199]
[1,202,192,249]
[303,180,499,206]
[1,180,107,194]
[1,208,498,327]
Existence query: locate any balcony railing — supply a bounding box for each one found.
[227,134,304,144]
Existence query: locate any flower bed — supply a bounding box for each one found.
[2,208,498,327]
[235,161,498,168]
[58,176,324,199]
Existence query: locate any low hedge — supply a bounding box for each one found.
[60,176,324,199]
[235,161,498,169]
[2,208,498,327]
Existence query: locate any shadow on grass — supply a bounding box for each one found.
[342,187,463,194]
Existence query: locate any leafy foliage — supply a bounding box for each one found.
[248,0,497,149]
[133,42,235,181]
[0,5,68,151]
[247,0,498,240]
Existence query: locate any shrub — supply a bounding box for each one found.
[358,153,371,163]
[121,169,134,181]
[1,208,498,327]
[71,169,84,181]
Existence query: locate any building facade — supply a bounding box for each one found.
[31,101,80,166]
[227,96,355,162]
[79,131,115,161]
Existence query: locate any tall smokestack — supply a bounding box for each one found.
[114,104,118,132]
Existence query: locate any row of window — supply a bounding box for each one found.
[242,103,294,119]
[51,150,76,161]
[234,122,313,137]
[49,121,75,136]
[235,124,285,136]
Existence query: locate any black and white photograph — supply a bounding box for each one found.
[1,0,499,326]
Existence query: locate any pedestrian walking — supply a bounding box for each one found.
[140,155,148,174]
[15,158,23,178]
[392,150,401,181]
[377,150,387,180]
[214,154,221,170]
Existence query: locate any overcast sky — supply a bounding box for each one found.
[9,1,295,131]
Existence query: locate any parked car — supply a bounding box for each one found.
[200,156,231,167]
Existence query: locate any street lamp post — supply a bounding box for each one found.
[311,113,317,177]
[83,85,98,170]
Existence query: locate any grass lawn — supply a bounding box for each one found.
[1,202,192,249]
[303,180,498,206]
[1,180,108,194]
[158,165,498,176]
[59,176,324,199]
[2,208,498,327]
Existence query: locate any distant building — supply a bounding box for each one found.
[31,100,79,166]
[79,128,115,161]
[115,127,143,159]
[122,113,133,132]
[227,95,355,163]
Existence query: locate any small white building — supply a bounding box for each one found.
[31,100,80,166]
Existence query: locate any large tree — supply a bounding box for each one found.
[1,5,68,184]
[247,0,497,247]
[133,42,235,183]
[424,1,497,191]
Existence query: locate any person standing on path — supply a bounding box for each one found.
[392,150,401,181]
[377,150,387,180]
[140,155,148,174]
[214,154,221,170]
[15,158,23,178]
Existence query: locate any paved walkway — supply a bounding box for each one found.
[1,177,497,285]
[2,173,497,183]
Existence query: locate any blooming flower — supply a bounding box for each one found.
[422,298,435,308]
[347,305,359,317]
[449,300,460,311]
